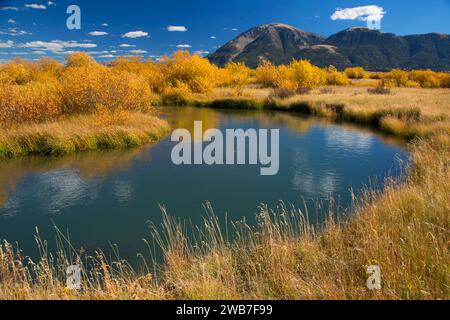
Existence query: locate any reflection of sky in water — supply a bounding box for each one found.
[4,169,101,215]
[289,125,399,200]
[325,128,374,155]
[112,180,133,204]
[0,107,408,263]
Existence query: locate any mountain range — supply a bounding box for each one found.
[208,23,450,71]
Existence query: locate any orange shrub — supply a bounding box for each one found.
[0,82,61,125]
[385,69,409,87]
[164,51,219,93]
[220,62,251,94]
[0,59,37,85]
[61,54,152,114]
[326,66,349,86]
[255,60,278,87]
[409,70,441,88]
[274,60,326,91]
[110,56,168,94]
[65,52,96,68]
[437,72,450,88]
[274,65,297,91]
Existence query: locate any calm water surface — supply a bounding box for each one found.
[0,107,408,262]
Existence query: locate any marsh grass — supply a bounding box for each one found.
[190,87,450,141]
[0,110,169,159]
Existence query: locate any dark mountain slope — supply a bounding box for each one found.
[208,24,450,71]
[208,23,324,67]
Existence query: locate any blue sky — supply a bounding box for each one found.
[1,0,450,63]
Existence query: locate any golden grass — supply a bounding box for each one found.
[0,110,169,159]
[191,86,450,140]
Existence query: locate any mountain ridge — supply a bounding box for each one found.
[208,23,450,71]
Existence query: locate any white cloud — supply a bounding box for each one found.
[0,40,14,48]
[231,28,238,31]
[210,36,216,39]
[101,23,109,27]
[25,4,47,10]
[167,25,187,32]
[0,28,32,36]
[331,5,386,22]
[20,40,97,53]
[194,50,209,56]
[119,44,136,48]
[122,30,148,38]
[129,49,147,54]
[99,54,115,58]
[0,7,19,11]
[176,44,191,48]
[89,31,108,36]
[47,1,55,6]
[84,51,109,55]
[8,19,16,24]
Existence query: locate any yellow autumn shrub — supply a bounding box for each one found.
[161,81,193,105]
[344,67,367,79]
[220,62,251,95]
[144,60,168,94]
[385,69,410,87]
[439,72,450,88]
[164,51,219,93]
[326,66,349,86]
[65,52,97,68]
[274,60,326,91]
[409,70,441,88]
[0,59,37,85]
[110,56,168,94]
[255,60,278,87]
[0,81,61,125]
[274,65,297,91]
[61,54,152,114]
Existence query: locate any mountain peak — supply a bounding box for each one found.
[208,23,450,71]
[208,23,324,68]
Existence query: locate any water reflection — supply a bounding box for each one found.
[0,106,408,263]
[0,148,148,209]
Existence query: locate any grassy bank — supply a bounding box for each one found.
[0,110,169,159]
[191,86,450,141]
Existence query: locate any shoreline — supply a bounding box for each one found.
[0,111,170,160]
[181,87,449,141]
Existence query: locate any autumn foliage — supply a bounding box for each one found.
[1,51,449,127]
[344,67,367,79]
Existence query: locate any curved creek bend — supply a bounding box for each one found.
[0,107,409,263]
